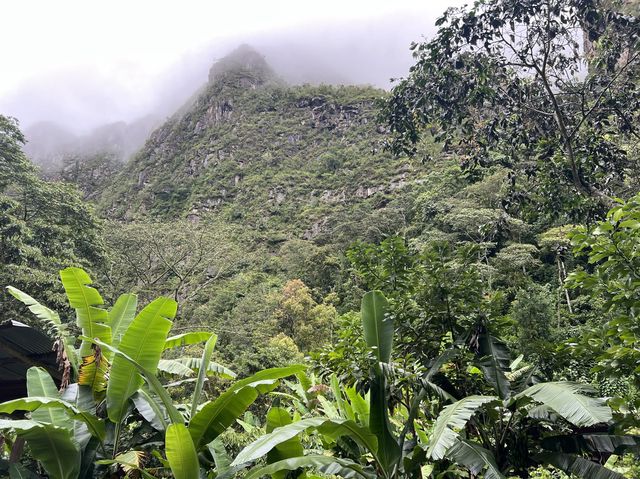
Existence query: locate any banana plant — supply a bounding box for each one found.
[231,291,640,479]
[231,290,429,478]
[0,267,302,478]
[425,335,640,479]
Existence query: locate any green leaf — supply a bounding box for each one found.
[22,425,81,479]
[26,367,69,427]
[106,297,176,424]
[447,438,505,479]
[232,417,378,467]
[191,333,217,418]
[157,359,195,377]
[0,420,81,479]
[537,452,626,479]
[361,291,399,473]
[618,219,640,229]
[541,434,640,455]
[330,374,353,420]
[172,357,235,379]
[165,331,214,350]
[6,288,78,375]
[422,378,457,403]
[166,423,201,479]
[84,337,184,425]
[317,395,341,419]
[509,354,524,371]
[108,293,138,348]
[0,396,105,441]
[426,395,497,460]
[475,330,511,400]
[426,347,463,380]
[361,291,392,363]
[243,455,374,479]
[345,387,369,426]
[611,207,625,223]
[368,368,400,472]
[265,407,304,473]
[132,390,168,431]
[206,438,232,474]
[6,286,61,331]
[515,382,611,427]
[9,463,41,479]
[189,365,303,448]
[60,267,111,357]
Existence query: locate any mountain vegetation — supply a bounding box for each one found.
[1,0,640,477]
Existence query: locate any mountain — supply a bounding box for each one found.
[23,115,161,174]
[77,115,161,160]
[22,121,77,172]
[98,45,424,246]
[94,45,529,372]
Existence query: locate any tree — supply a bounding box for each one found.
[426,379,638,479]
[233,291,638,478]
[0,115,34,188]
[233,291,427,479]
[271,279,336,353]
[385,0,640,219]
[568,193,640,382]
[0,115,105,324]
[103,219,244,308]
[250,333,304,370]
[347,237,486,367]
[511,283,556,376]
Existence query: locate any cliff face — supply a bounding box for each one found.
[98,46,422,245]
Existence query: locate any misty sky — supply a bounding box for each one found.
[1,0,464,133]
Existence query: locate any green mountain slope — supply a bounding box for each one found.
[99,46,421,246]
[95,46,538,373]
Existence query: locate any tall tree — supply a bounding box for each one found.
[385,0,640,220]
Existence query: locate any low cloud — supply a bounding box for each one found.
[0,6,459,134]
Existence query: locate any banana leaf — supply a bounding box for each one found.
[426,395,497,460]
[515,382,612,427]
[60,267,111,358]
[106,297,176,423]
[189,365,304,448]
[166,423,200,479]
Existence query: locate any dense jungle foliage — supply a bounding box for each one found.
[1,0,640,477]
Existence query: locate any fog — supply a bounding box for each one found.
[0,1,465,135]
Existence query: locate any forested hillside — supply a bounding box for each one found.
[99,46,413,238]
[1,1,640,478]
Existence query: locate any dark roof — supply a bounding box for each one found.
[0,320,60,401]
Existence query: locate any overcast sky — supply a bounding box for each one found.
[0,0,463,132]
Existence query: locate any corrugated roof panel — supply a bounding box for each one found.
[0,321,60,401]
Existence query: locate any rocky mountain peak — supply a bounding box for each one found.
[207,44,278,88]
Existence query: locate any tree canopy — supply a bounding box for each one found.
[0,115,105,323]
[385,0,640,220]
